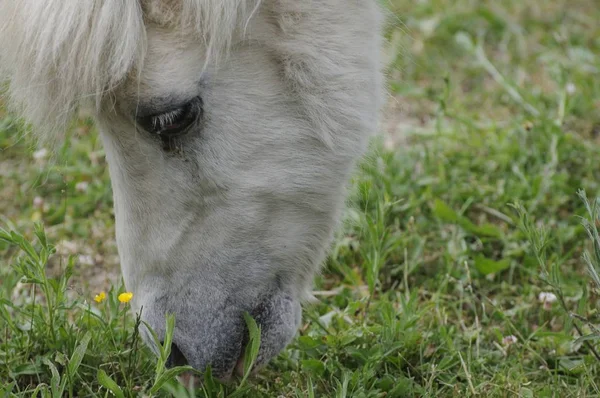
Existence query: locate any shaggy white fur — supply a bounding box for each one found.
[0,0,259,138]
[0,0,384,379]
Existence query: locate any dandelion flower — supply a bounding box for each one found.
[118,292,134,303]
[94,292,106,303]
[31,211,42,222]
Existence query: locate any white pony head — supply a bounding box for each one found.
[0,0,383,379]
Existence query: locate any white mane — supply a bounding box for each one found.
[0,0,259,139]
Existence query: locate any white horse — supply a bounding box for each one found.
[0,0,383,379]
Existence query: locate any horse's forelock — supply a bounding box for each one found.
[144,0,262,68]
[0,0,259,140]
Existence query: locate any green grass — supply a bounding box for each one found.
[2,0,600,396]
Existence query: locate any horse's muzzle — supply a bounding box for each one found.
[149,290,302,382]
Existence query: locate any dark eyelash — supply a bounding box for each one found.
[151,107,186,131]
[136,97,202,138]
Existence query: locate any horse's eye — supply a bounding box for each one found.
[137,96,202,137]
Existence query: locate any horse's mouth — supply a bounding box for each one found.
[169,341,251,386]
[165,342,188,369]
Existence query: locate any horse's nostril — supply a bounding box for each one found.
[165,342,188,368]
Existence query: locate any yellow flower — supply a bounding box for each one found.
[31,211,42,222]
[93,292,106,303]
[118,292,134,304]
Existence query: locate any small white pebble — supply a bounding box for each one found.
[538,292,557,303]
[33,148,48,161]
[566,83,576,95]
[419,17,439,37]
[78,255,94,266]
[502,335,518,346]
[538,292,557,311]
[55,240,78,255]
[75,181,89,193]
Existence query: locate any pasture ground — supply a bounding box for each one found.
[1,0,600,396]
